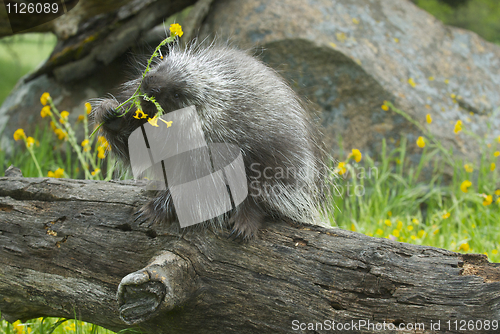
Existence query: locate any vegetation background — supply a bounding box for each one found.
[0,0,499,333]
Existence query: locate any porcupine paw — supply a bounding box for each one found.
[134,191,177,228]
[228,198,266,240]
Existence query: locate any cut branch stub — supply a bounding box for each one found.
[117,251,198,325]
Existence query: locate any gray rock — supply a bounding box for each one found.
[199,0,500,163]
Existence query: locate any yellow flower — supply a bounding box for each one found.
[159,118,173,127]
[41,105,51,118]
[433,228,439,235]
[450,93,456,99]
[337,161,347,175]
[426,114,432,124]
[81,139,89,147]
[428,76,434,81]
[498,135,500,143]
[50,121,57,131]
[148,116,159,127]
[54,129,67,140]
[60,111,69,123]
[77,115,85,122]
[491,163,496,171]
[410,235,417,240]
[350,149,362,162]
[169,23,183,37]
[493,249,498,255]
[463,164,473,173]
[453,120,463,134]
[133,109,148,119]
[408,78,416,87]
[26,136,35,148]
[48,168,64,178]
[494,151,500,157]
[460,180,472,193]
[97,146,106,159]
[407,225,414,231]
[412,218,419,225]
[442,212,450,219]
[418,229,426,238]
[459,243,470,252]
[387,211,392,217]
[384,219,392,227]
[392,229,400,237]
[381,104,389,111]
[495,189,500,196]
[396,220,403,230]
[416,136,425,148]
[351,223,356,231]
[91,168,101,176]
[13,128,26,141]
[483,194,493,206]
[40,92,50,106]
[85,102,92,114]
[444,79,449,84]
[375,228,383,236]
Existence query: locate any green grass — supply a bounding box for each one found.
[0,33,57,105]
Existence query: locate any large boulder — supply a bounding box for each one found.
[199,0,500,163]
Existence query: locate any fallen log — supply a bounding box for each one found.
[1,176,499,334]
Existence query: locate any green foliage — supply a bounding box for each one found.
[331,103,500,261]
[0,33,57,105]
[416,0,500,44]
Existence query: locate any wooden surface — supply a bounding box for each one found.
[1,176,500,333]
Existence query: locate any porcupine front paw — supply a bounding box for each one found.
[134,190,177,228]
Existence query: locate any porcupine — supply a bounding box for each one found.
[92,41,330,239]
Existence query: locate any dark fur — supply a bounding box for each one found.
[92,41,329,239]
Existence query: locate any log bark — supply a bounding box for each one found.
[1,176,500,334]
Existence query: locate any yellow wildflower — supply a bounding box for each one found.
[392,229,400,237]
[459,243,470,252]
[337,161,347,175]
[407,225,414,231]
[60,111,69,123]
[40,92,50,106]
[433,229,439,235]
[85,102,92,114]
[453,120,463,134]
[493,249,498,255]
[352,18,359,24]
[41,106,51,118]
[170,23,183,37]
[159,118,173,127]
[460,180,472,193]
[26,136,35,148]
[494,151,500,157]
[81,139,91,152]
[387,211,392,217]
[13,128,26,141]
[97,146,106,159]
[375,228,383,236]
[381,104,389,111]
[495,190,500,196]
[417,230,426,238]
[48,168,64,178]
[349,149,362,162]
[91,168,101,176]
[426,114,432,124]
[482,194,493,206]
[471,224,476,229]
[416,136,425,148]
[384,219,392,227]
[410,235,417,240]
[408,78,416,87]
[351,223,356,231]
[148,116,159,127]
[50,121,57,131]
[77,115,85,122]
[54,129,67,140]
[98,136,109,148]
[412,218,419,225]
[396,220,403,230]
[498,135,500,143]
[428,76,434,81]
[463,164,473,173]
[444,79,449,84]
[133,109,148,119]
[442,212,450,219]
[450,93,456,99]
[491,163,496,171]
[81,139,89,147]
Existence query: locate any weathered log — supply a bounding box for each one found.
[1,176,500,334]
